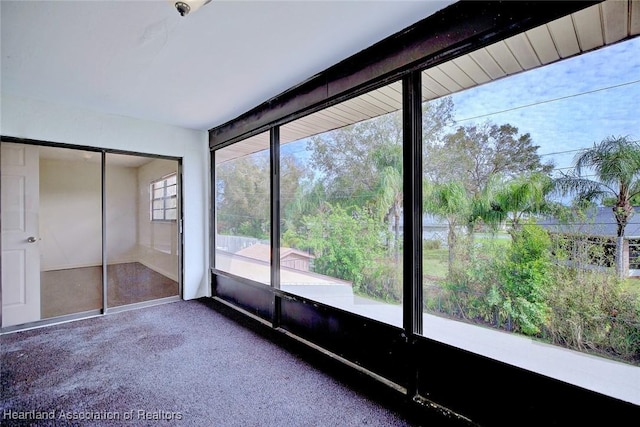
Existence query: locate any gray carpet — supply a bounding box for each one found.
[1,299,417,426]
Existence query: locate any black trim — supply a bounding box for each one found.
[402,71,423,398]
[205,1,640,424]
[210,150,217,282]
[279,296,408,388]
[102,151,108,314]
[402,72,423,337]
[270,126,282,328]
[413,335,640,425]
[213,274,274,322]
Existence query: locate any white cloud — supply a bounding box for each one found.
[448,37,640,171]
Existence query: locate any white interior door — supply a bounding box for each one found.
[2,142,40,327]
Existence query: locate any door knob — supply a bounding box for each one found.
[27,236,38,243]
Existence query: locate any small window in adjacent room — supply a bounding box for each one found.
[150,173,178,221]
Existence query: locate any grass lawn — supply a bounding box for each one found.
[423,248,448,279]
[423,234,511,280]
[622,278,640,309]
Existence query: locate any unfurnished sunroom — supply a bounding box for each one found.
[2,1,639,425]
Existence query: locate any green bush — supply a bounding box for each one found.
[300,205,385,286]
[423,239,442,250]
[498,224,552,335]
[438,235,505,323]
[545,264,640,364]
[425,223,640,364]
[359,259,403,303]
[434,225,552,336]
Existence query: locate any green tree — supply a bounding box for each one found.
[307,111,403,201]
[424,122,554,197]
[554,135,640,277]
[217,152,306,239]
[372,144,403,261]
[497,223,552,335]
[306,98,455,252]
[423,180,471,273]
[215,154,270,239]
[297,204,387,287]
[307,112,404,254]
[479,172,555,234]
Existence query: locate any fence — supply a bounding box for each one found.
[215,234,266,254]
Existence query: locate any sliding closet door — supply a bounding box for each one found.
[35,147,103,319]
[38,147,103,320]
[105,153,180,308]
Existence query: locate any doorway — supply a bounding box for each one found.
[1,142,182,329]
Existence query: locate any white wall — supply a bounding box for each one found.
[137,158,179,281]
[106,163,139,264]
[1,93,210,299]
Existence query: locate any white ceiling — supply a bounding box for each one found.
[0,0,455,132]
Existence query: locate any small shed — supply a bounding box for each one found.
[235,243,315,272]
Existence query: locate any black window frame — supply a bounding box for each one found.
[208,2,638,424]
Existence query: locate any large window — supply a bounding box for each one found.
[279,81,404,326]
[421,35,639,395]
[209,0,639,415]
[214,132,271,284]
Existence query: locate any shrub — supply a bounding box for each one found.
[433,224,552,336]
[498,224,552,335]
[426,222,640,364]
[423,239,442,250]
[545,264,640,364]
[359,259,403,303]
[437,235,505,324]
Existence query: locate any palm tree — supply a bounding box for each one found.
[372,145,403,262]
[423,180,471,273]
[554,135,640,277]
[479,172,555,235]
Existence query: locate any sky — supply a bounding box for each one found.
[279,35,640,178]
[448,36,640,174]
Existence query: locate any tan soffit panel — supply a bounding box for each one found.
[504,33,542,70]
[215,132,270,165]
[524,26,559,65]
[469,48,507,79]
[433,61,476,91]
[376,82,403,109]
[631,0,640,35]
[548,15,581,58]
[573,3,605,51]
[422,73,450,97]
[486,41,523,75]
[602,0,630,43]
[451,55,491,85]
[423,67,464,93]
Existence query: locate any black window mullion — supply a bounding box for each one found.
[402,71,423,336]
[270,126,281,328]
[402,71,423,398]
